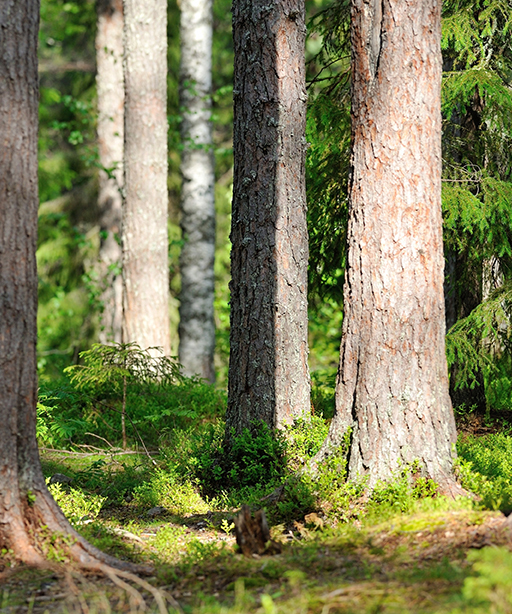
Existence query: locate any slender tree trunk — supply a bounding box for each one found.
[226,0,310,438]
[315,0,459,492]
[122,0,171,354]
[0,0,143,571]
[178,0,216,382]
[96,0,124,344]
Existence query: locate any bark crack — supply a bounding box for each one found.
[369,0,384,80]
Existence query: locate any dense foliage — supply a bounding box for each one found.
[304,0,512,407]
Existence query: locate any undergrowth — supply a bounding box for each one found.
[32,344,512,613]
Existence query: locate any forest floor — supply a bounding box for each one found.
[2,453,512,614]
[2,409,512,614]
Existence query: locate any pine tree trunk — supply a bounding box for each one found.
[315,0,458,492]
[178,0,216,382]
[122,0,171,354]
[96,0,124,344]
[0,0,144,571]
[226,0,310,437]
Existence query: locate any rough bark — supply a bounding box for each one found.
[122,0,171,354]
[226,0,310,438]
[315,0,458,491]
[96,0,124,344]
[0,0,147,572]
[178,0,216,382]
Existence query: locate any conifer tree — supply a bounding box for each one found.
[0,0,142,571]
[96,0,124,344]
[314,0,460,492]
[305,0,512,414]
[226,0,311,438]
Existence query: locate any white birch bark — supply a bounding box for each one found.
[178,0,216,381]
[96,0,124,344]
[122,0,171,354]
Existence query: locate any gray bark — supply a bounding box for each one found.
[122,0,171,354]
[96,0,124,344]
[226,0,311,438]
[178,0,216,382]
[314,0,459,493]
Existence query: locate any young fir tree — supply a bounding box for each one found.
[226,0,311,438]
[313,0,460,493]
[178,0,216,382]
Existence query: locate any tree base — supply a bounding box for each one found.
[0,488,151,575]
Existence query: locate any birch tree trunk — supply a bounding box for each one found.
[315,0,459,493]
[226,0,310,438]
[122,0,171,354]
[0,0,141,571]
[178,0,216,382]
[96,0,124,344]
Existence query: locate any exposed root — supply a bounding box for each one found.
[20,487,154,575]
[64,570,91,614]
[100,567,146,612]
[1,560,177,614]
[98,565,168,614]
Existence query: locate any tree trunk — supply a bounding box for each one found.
[96,0,124,344]
[315,0,458,492]
[122,0,171,355]
[226,0,310,438]
[178,0,216,382]
[0,0,144,572]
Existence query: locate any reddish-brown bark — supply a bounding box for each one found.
[0,0,149,573]
[315,0,459,491]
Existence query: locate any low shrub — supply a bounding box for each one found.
[132,468,209,516]
[47,481,106,526]
[457,432,512,512]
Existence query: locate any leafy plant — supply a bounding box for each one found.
[190,421,288,497]
[369,464,439,516]
[457,432,512,511]
[453,547,512,614]
[284,416,329,470]
[132,468,209,516]
[47,481,106,526]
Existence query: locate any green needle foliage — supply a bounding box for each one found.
[306,0,351,303]
[65,343,189,449]
[305,0,512,410]
[37,343,226,450]
[441,1,512,407]
[65,342,184,390]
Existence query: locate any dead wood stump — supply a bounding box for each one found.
[234,505,281,556]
